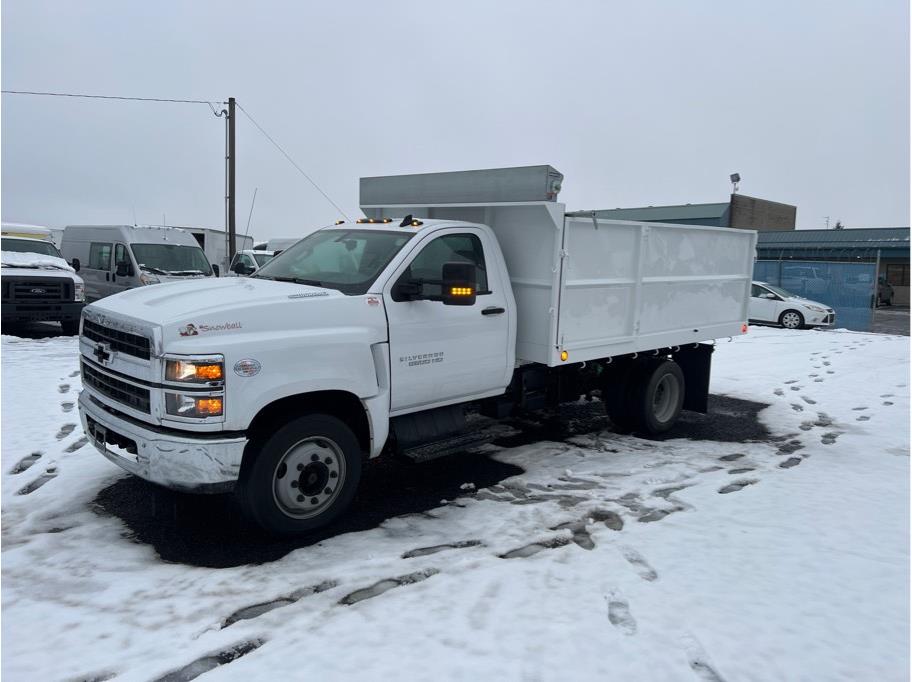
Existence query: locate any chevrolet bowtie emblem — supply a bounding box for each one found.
[93,343,112,365]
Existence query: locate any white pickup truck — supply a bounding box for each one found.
[77,166,757,535]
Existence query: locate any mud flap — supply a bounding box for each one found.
[676,343,713,413]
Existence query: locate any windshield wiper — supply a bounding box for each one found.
[140,265,169,276]
[271,276,324,287]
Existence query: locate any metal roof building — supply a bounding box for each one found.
[757,227,910,306]
[756,227,910,259]
[591,202,731,226]
[591,194,797,231]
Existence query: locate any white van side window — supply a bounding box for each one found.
[89,242,112,270]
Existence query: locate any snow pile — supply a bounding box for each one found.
[0,328,908,681]
[1,250,74,272]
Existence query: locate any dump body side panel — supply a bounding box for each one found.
[555,217,756,365]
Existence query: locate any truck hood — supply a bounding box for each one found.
[1,251,75,272]
[88,276,343,326]
[1,264,83,283]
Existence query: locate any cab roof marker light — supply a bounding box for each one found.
[335,220,345,225]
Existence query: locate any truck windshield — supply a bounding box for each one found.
[131,244,212,276]
[1,238,62,258]
[253,229,414,295]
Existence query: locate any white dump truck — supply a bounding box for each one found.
[77,166,757,535]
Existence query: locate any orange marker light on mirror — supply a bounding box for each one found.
[450,286,473,296]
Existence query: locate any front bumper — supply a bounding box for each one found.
[1,301,84,323]
[806,311,836,326]
[78,391,247,493]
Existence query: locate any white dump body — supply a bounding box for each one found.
[362,201,756,367]
[555,212,756,364]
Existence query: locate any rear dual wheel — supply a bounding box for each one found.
[603,360,685,435]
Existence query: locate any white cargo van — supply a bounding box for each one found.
[61,225,214,301]
[2,224,85,334]
[77,166,757,535]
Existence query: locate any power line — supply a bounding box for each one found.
[3,89,350,221]
[1,89,218,105]
[236,102,350,220]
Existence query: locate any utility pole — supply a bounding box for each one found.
[227,97,237,262]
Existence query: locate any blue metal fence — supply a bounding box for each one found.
[754,260,876,331]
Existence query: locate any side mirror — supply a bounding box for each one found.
[764,293,777,300]
[115,261,133,277]
[212,264,220,277]
[230,262,251,275]
[70,258,81,272]
[441,262,477,306]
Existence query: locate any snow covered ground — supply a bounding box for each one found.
[1,327,909,681]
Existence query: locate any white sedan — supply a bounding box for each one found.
[749,281,836,329]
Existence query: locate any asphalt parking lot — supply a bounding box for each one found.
[871,305,910,336]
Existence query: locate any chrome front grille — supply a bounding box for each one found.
[83,319,151,360]
[81,360,151,413]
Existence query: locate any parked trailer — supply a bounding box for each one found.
[76,165,756,535]
[183,227,254,276]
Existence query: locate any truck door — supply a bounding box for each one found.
[110,243,139,294]
[385,228,511,413]
[84,241,113,301]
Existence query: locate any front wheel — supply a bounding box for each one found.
[237,414,362,536]
[779,310,804,330]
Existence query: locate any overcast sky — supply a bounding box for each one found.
[2,0,908,239]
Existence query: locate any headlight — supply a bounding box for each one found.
[74,282,85,302]
[165,394,223,418]
[165,357,224,383]
[140,272,160,286]
[805,304,827,313]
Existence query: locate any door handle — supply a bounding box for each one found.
[481,306,505,316]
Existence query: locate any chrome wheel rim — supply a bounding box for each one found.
[782,312,801,329]
[272,437,346,519]
[652,374,679,423]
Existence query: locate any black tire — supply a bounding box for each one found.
[237,414,362,536]
[631,360,685,435]
[779,309,804,330]
[61,320,80,336]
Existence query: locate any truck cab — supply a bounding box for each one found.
[77,166,755,536]
[1,225,85,334]
[226,249,276,276]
